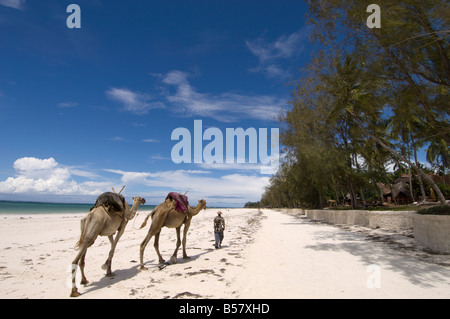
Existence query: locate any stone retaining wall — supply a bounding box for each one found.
[304,209,416,231]
[276,208,305,215]
[412,213,450,254]
[292,208,449,254]
[305,209,370,227]
[367,211,415,230]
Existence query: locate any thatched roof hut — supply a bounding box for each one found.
[377,179,413,205]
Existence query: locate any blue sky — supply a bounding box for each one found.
[0,0,312,206]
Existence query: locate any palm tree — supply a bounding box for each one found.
[388,96,427,202]
[426,138,450,174]
[324,53,447,204]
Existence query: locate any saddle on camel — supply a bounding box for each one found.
[166,192,189,213]
[90,189,129,219]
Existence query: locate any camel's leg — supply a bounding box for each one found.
[140,208,171,270]
[70,243,89,297]
[139,227,159,270]
[101,235,115,276]
[182,221,191,259]
[69,216,102,297]
[79,250,88,285]
[103,221,127,276]
[78,234,97,286]
[153,231,165,264]
[170,226,182,264]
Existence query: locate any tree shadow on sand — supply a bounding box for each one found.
[301,219,450,289]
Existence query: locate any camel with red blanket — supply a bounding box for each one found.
[139,193,206,269]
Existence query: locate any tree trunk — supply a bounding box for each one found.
[347,176,357,209]
[360,187,366,206]
[318,191,324,209]
[408,164,415,202]
[405,140,415,202]
[411,133,427,202]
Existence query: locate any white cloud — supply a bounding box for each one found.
[106,168,269,206]
[0,0,25,10]
[250,64,290,80]
[58,101,78,108]
[107,70,285,122]
[149,155,171,161]
[246,29,308,78]
[13,157,58,175]
[104,169,152,185]
[68,167,99,179]
[161,71,284,122]
[108,136,126,142]
[197,162,262,171]
[106,88,165,114]
[0,157,110,195]
[246,32,301,62]
[0,157,270,206]
[142,138,159,143]
[198,159,279,176]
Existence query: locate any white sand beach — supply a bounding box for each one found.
[0,208,449,299]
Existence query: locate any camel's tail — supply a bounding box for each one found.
[75,212,94,249]
[139,208,156,229]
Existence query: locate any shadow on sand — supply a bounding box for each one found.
[296,215,450,289]
[81,247,218,296]
[81,264,141,296]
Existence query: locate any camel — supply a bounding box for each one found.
[70,192,146,297]
[139,196,206,270]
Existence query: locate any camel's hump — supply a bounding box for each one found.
[91,192,126,212]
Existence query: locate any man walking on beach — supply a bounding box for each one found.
[214,211,225,249]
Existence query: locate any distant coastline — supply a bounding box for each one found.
[0,200,156,215]
[0,200,231,215]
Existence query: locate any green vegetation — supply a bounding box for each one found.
[418,205,450,215]
[244,201,260,208]
[261,0,449,209]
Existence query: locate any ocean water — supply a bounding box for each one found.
[0,201,156,215]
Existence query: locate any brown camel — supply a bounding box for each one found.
[139,197,206,269]
[70,193,146,297]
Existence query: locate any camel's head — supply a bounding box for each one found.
[132,197,146,205]
[198,199,207,210]
[124,197,145,221]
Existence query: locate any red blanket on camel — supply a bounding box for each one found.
[166,192,189,213]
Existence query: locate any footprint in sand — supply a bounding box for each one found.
[22,259,33,265]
